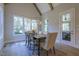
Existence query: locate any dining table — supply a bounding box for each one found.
[33,34,46,56]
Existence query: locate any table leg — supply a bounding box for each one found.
[38,39,40,56]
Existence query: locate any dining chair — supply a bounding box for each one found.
[40,32,58,55]
[25,31,33,46]
[28,32,38,50]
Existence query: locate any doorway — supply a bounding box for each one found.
[59,8,75,47]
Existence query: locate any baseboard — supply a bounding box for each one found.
[4,40,26,47]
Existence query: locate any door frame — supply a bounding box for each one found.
[59,8,76,47]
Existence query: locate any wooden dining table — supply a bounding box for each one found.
[33,34,46,56]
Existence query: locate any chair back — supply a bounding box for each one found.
[44,32,58,50]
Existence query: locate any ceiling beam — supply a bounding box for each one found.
[48,3,53,10]
[33,3,42,16]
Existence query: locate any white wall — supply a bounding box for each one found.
[0,4,4,49]
[4,3,40,43]
[75,5,79,48]
[42,3,79,48]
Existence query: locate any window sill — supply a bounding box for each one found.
[13,33,25,37]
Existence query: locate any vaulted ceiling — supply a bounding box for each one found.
[5,3,60,16]
[33,3,60,16]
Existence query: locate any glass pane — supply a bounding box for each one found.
[62,14,71,22]
[44,25,47,32]
[14,16,23,34]
[24,18,27,31]
[24,18,31,31]
[32,20,37,31]
[62,23,70,31]
[62,32,71,41]
[45,19,48,24]
[44,19,48,33]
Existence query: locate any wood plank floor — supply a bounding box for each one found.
[0,41,79,56]
[55,43,79,56]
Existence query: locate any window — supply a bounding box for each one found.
[24,19,37,31]
[62,14,71,22]
[24,18,31,31]
[32,20,37,31]
[62,13,71,32]
[62,23,70,31]
[61,13,71,41]
[13,16,38,34]
[44,19,48,33]
[13,16,23,34]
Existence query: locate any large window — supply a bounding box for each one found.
[13,16,38,34]
[13,16,23,34]
[24,18,31,32]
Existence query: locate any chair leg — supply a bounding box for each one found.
[53,46,56,54]
[47,51,48,56]
[32,46,35,55]
[49,49,52,55]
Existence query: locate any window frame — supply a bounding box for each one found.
[13,16,38,35]
[13,16,24,35]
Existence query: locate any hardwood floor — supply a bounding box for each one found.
[0,41,79,56]
[55,43,79,56]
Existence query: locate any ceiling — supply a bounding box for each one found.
[4,3,60,16]
[36,3,51,14]
[33,3,60,15]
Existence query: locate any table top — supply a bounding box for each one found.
[34,34,46,39]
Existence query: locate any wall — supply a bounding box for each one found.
[75,5,79,48]
[4,3,40,43]
[42,3,79,48]
[0,4,4,49]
